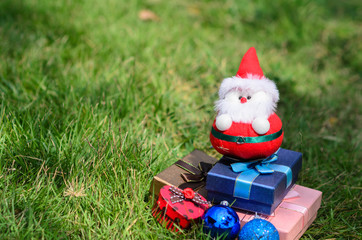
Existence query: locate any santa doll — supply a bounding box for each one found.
[210,47,283,160]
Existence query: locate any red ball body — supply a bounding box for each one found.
[210,113,283,160]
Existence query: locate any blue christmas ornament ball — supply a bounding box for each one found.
[238,218,279,240]
[202,203,240,240]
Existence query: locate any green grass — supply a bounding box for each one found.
[0,0,361,239]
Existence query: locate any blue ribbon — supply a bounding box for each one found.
[230,149,292,199]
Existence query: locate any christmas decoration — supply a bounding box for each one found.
[152,185,209,231]
[202,201,240,240]
[176,159,213,191]
[238,218,279,240]
[236,185,322,240]
[206,148,302,215]
[210,47,283,160]
[149,150,217,198]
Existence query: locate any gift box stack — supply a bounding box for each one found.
[150,149,322,239]
[149,47,322,239]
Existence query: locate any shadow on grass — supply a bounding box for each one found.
[0,0,84,57]
[321,0,362,21]
[266,72,361,238]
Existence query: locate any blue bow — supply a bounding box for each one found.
[230,149,292,199]
[230,150,280,174]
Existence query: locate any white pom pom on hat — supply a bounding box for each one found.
[218,47,279,103]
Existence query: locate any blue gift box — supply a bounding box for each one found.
[206,148,302,215]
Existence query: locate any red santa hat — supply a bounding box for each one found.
[218,47,279,103]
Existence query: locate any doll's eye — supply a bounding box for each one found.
[238,96,243,100]
[247,96,251,100]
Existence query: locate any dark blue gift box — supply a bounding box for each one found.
[206,148,302,215]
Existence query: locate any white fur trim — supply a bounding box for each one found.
[215,114,232,131]
[218,74,279,104]
[215,85,277,123]
[252,117,270,135]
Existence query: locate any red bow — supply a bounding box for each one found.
[169,186,209,205]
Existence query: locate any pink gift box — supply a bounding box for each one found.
[237,185,322,240]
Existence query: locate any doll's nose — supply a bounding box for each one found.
[240,97,247,103]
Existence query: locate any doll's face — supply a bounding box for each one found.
[215,88,274,123]
[224,89,270,106]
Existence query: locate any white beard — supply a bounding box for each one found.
[215,90,277,123]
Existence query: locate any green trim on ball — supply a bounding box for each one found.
[211,127,283,144]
